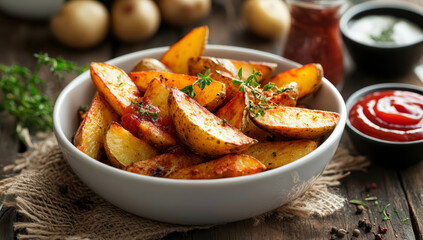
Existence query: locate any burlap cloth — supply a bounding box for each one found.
[0,136,369,240]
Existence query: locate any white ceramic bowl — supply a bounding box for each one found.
[53,45,346,225]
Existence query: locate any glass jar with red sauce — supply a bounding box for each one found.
[283,0,345,88]
[349,90,423,142]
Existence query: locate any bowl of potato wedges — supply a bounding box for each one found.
[53,26,346,225]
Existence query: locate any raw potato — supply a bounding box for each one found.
[168,88,257,157]
[160,26,209,74]
[167,154,266,179]
[104,122,159,168]
[50,0,109,48]
[90,62,141,115]
[74,94,119,159]
[124,153,204,177]
[242,140,317,169]
[132,58,172,72]
[251,106,340,139]
[112,0,160,42]
[159,0,211,26]
[129,71,226,111]
[230,60,277,82]
[242,0,291,38]
[262,64,323,99]
[215,92,249,132]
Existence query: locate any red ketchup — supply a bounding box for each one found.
[121,97,175,137]
[349,90,423,142]
[283,1,344,87]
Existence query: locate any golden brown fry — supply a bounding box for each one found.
[261,63,323,99]
[168,88,257,157]
[104,122,159,168]
[132,58,172,72]
[143,77,171,118]
[167,154,266,179]
[129,71,226,111]
[137,120,177,151]
[242,140,317,169]
[269,82,299,107]
[74,93,120,160]
[251,106,340,139]
[90,62,141,115]
[160,25,208,74]
[230,59,277,81]
[124,153,204,177]
[215,92,249,131]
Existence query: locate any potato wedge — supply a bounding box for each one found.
[242,140,317,169]
[132,58,172,72]
[74,94,120,160]
[215,92,249,131]
[137,120,177,151]
[230,59,277,81]
[143,77,171,118]
[129,71,226,111]
[169,88,257,157]
[251,106,340,139]
[90,62,141,115]
[269,82,299,107]
[124,153,204,177]
[242,120,274,142]
[167,154,266,179]
[261,63,323,99]
[209,70,241,103]
[104,122,159,168]
[188,56,238,77]
[160,25,208,74]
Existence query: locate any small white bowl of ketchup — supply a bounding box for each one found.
[346,83,423,168]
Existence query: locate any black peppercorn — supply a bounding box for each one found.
[365,222,372,232]
[358,219,365,227]
[330,227,338,235]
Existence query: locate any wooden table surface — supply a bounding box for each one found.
[1,0,422,239]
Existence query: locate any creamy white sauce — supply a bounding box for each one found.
[348,15,423,46]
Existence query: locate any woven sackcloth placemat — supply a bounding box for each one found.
[0,136,368,240]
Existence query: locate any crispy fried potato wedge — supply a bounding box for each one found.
[104,122,159,168]
[215,92,249,131]
[90,62,141,115]
[251,106,340,139]
[169,88,257,157]
[124,153,204,177]
[269,82,299,107]
[167,154,266,179]
[262,63,323,99]
[242,120,274,142]
[132,58,172,72]
[230,60,277,82]
[160,25,208,74]
[129,71,226,111]
[242,140,317,169]
[137,120,177,151]
[74,94,120,160]
[209,70,241,103]
[188,56,238,77]
[143,78,171,118]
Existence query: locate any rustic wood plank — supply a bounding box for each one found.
[399,160,423,240]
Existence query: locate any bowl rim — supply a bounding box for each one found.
[340,0,423,49]
[346,83,423,145]
[53,44,347,185]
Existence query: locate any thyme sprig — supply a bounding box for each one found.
[180,70,213,98]
[232,68,292,118]
[0,53,88,139]
[132,100,159,123]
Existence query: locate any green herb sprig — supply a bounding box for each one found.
[349,199,369,208]
[180,70,213,98]
[132,100,159,123]
[370,22,397,43]
[232,68,292,118]
[379,203,391,221]
[0,53,88,140]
